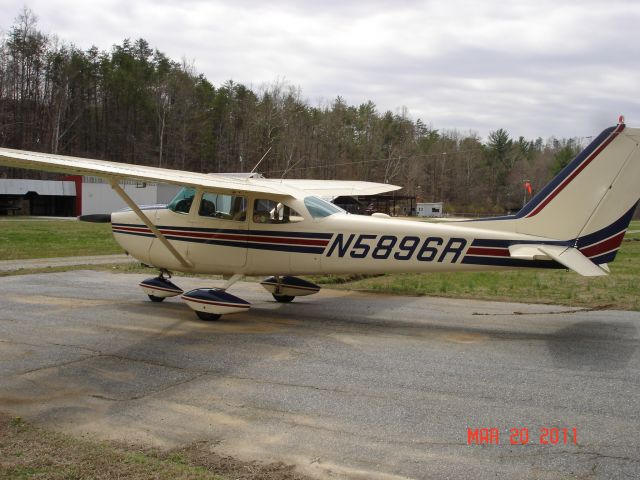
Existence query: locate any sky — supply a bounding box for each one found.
[2,0,640,141]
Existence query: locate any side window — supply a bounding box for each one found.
[199,193,247,221]
[167,187,196,214]
[252,199,304,224]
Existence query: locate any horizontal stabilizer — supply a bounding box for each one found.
[538,245,608,276]
[509,244,608,277]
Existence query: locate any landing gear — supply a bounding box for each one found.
[182,288,250,319]
[139,269,183,300]
[261,276,320,302]
[141,272,319,321]
[196,311,221,321]
[181,274,249,321]
[273,294,295,303]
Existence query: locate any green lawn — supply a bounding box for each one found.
[0,218,121,260]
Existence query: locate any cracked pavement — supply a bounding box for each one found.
[0,270,639,479]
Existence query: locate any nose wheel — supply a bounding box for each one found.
[195,311,222,321]
[182,288,250,320]
[261,276,320,302]
[181,274,249,321]
[272,294,295,303]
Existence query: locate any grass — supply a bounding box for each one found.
[0,261,151,277]
[0,218,121,260]
[0,415,224,480]
[1,217,639,310]
[0,414,308,480]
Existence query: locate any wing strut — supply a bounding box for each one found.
[108,179,193,269]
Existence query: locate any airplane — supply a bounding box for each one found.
[0,119,638,321]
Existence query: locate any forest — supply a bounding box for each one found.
[0,9,584,214]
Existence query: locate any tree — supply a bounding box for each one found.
[486,128,516,206]
[551,142,580,175]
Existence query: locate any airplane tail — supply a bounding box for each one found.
[468,121,640,271]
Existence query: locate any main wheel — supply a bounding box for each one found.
[273,294,295,303]
[196,311,221,321]
[148,294,165,302]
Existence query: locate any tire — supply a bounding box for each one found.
[273,294,295,303]
[196,311,221,321]
[148,294,165,302]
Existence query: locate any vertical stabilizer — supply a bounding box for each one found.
[514,123,640,240]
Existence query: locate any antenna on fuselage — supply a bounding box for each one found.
[250,147,272,174]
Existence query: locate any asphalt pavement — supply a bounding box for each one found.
[0,270,639,479]
[0,254,135,272]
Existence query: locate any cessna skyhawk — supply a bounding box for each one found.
[0,121,638,320]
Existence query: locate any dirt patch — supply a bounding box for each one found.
[444,332,489,344]
[4,295,116,308]
[0,412,314,480]
[164,441,309,480]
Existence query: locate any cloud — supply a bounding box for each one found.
[2,0,640,139]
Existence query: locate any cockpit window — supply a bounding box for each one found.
[199,192,247,221]
[252,199,304,224]
[304,196,344,219]
[167,187,196,214]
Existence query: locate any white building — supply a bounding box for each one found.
[0,178,76,215]
[80,177,180,215]
[0,177,180,216]
[416,202,444,218]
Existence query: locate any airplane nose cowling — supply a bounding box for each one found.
[78,214,112,223]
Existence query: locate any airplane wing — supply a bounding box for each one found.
[0,148,399,198]
[256,179,402,197]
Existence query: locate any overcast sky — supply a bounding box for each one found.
[2,0,639,141]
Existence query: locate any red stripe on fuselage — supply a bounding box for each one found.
[466,247,510,257]
[579,231,626,258]
[113,225,148,233]
[113,225,329,246]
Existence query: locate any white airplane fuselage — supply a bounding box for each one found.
[111,195,563,277]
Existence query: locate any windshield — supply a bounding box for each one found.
[303,196,344,219]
